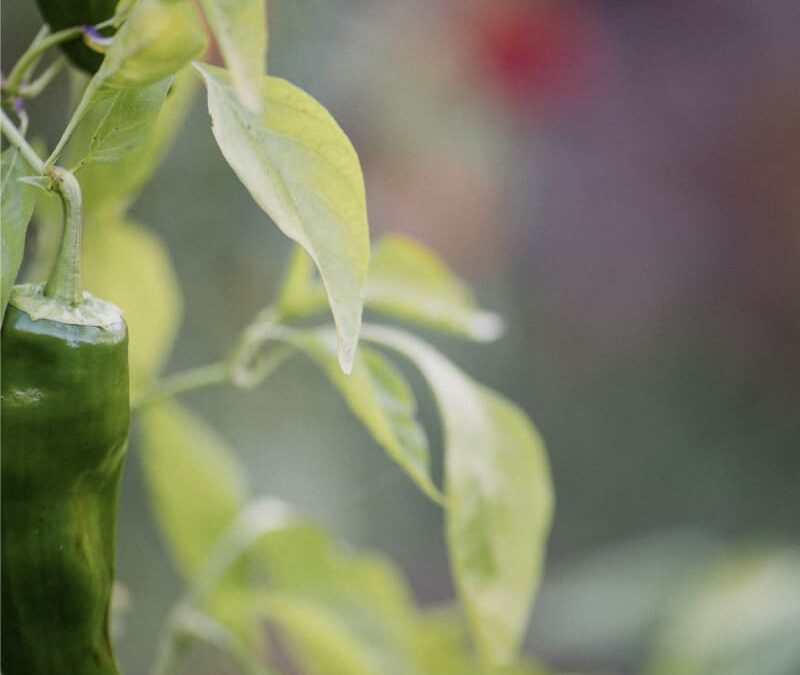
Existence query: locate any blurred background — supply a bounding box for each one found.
[4,0,800,673]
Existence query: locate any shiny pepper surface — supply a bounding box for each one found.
[1,291,129,675]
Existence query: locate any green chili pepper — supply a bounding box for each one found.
[34,0,118,73]
[1,283,129,675]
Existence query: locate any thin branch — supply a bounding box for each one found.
[0,109,44,173]
[132,362,230,410]
[18,57,66,99]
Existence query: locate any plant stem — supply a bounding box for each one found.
[44,166,83,305]
[18,57,66,99]
[132,362,230,410]
[4,17,117,95]
[0,109,44,173]
[5,27,79,93]
[45,73,103,169]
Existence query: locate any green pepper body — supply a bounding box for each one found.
[1,302,129,675]
[34,0,118,73]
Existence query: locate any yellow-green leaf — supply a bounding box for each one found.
[197,0,267,112]
[254,526,422,675]
[1,150,35,321]
[98,0,207,90]
[195,63,370,373]
[83,78,172,165]
[255,327,442,503]
[78,66,199,215]
[82,218,182,395]
[274,237,503,342]
[139,400,248,579]
[363,325,554,666]
[368,236,504,341]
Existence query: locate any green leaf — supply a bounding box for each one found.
[362,325,554,666]
[78,66,199,214]
[259,327,442,503]
[82,218,182,396]
[48,0,205,166]
[189,498,297,648]
[197,0,268,112]
[83,77,172,165]
[645,548,800,675]
[1,150,35,322]
[139,400,248,579]
[414,610,487,675]
[253,526,422,675]
[195,63,370,373]
[414,609,552,675]
[97,0,207,90]
[274,237,503,342]
[184,512,424,675]
[367,236,504,341]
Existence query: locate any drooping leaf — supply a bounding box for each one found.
[367,236,504,341]
[82,218,182,396]
[274,237,503,342]
[195,63,370,373]
[83,77,172,165]
[363,325,554,666]
[645,548,800,675]
[138,400,248,579]
[197,0,268,112]
[1,150,35,321]
[254,326,442,503]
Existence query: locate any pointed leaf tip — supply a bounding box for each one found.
[197,64,369,375]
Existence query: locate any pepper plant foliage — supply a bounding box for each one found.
[1,0,553,672]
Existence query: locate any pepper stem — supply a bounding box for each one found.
[44,166,83,306]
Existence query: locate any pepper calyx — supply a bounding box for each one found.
[9,283,123,330]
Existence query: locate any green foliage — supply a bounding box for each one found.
[96,0,206,90]
[255,527,423,675]
[367,236,505,341]
[232,324,442,503]
[364,326,554,665]
[195,63,370,373]
[1,150,36,320]
[32,0,117,72]
[82,217,183,397]
[135,398,549,674]
[139,400,248,578]
[43,0,205,167]
[1,1,554,672]
[197,0,268,112]
[82,78,172,165]
[77,66,199,214]
[277,237,505,342]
